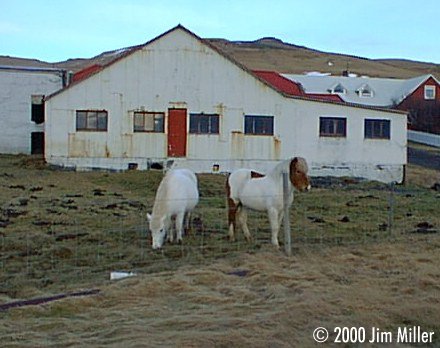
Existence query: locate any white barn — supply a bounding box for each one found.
[45,26,407,183]
[0,65,68,154]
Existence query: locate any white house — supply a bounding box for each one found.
[45,26,407,183]
[0,65,68,154]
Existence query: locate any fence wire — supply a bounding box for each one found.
[0,160,439,299]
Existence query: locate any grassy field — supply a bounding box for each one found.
[0,155,439,346]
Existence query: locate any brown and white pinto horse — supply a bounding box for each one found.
[226,157,310,247]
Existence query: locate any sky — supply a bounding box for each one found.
[1,0,439,64]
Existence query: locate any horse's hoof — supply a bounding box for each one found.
[271,242,280,249]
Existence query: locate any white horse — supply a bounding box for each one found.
[147,168,199,249]
[226,157,310,247]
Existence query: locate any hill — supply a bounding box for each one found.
[207,37,440,79]
[1,37,439,79]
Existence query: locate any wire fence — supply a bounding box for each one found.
[0,163,438,299]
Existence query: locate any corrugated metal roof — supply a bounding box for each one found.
[44,25,407,114]
[0,65,67,74]
[282,73,437,107]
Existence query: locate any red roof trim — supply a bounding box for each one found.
[72,64,103,83]
[305,93,344,102]
[252,70,304,96]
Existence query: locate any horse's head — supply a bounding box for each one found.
[147,213,166,249]
[289,157,311,192]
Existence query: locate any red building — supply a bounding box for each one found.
[397,75,440,134]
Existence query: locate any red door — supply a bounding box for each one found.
[167,108,187,157]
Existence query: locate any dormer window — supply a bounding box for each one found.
[424,85,436,100]
[356,84,374,98]
[330,83,346,94]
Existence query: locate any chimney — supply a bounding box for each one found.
[67,71,74,85]
[342,60,350,77]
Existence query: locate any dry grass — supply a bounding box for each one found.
[1,238,439,347]
[0,155,439,346]
[405,164,439,188]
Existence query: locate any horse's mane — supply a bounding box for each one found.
[294,157,308,173]
[269,157,309,181]
[269,158,292,178]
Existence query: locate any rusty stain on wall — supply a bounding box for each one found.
[68,133,87,157]
[274,136,281,160]
[68,133,111,158]
[105,145,111,158]
[231,131,244,159]
[122,134,133,158]
[215,103,225,115]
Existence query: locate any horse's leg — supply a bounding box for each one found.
[278,210,284,228]
[237,208,252,242]
[175,212,185,244]
[268,208,280,247]
[183,212,191,236]
[163,216,173,243]
[227,199,238,242]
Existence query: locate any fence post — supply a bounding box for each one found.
[282,172,292,256]
[388,181,395,235]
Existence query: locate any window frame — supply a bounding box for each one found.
[189,113,220,135]
[364,119,391,140]
[76,110,108,132]
[319,117,347,138]
[244,115,274,136]
[424,85,436,100]
[133,111,165,133]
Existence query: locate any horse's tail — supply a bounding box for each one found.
[225,173,239,230]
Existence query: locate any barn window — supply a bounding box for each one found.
[31,95,45,124]
[364,119,390,139]
[424,85,436,100]
[134,111,164,133]
[244,115,274,135]
[319,117,346,137]
[76,110,108,131]
[330,83,346,94]
[356,84,374,98]
[189,113,219,134]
